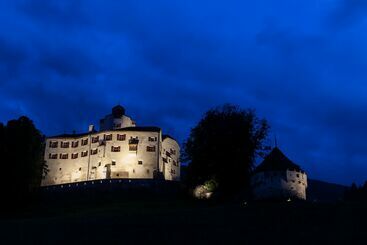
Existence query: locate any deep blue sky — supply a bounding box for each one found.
[0,0,366,185]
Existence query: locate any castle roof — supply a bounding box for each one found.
[48,126,161,139]
[254,147,304,173]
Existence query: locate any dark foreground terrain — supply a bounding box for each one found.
[0,193,366,245]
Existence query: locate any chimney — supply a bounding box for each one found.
[89,125,95,132]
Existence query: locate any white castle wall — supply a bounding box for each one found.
[252,170,307,200]
[42,130,180,186]
[162,137,180,181]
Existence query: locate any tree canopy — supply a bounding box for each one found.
[0,116,45,207]
[183,104,270,196]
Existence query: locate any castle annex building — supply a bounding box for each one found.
[42,105,180,186]
[251,147,308,200]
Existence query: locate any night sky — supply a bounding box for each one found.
[0,0,366,185]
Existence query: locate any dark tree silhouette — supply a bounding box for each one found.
[183,104,270,197]
[0,116,45,209]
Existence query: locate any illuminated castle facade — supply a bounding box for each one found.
[41,105,180,186]
[251,147,308,200]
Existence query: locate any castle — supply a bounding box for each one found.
[251,147,308,200]
[41,105,180,186]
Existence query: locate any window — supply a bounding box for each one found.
[112,160,116,166]
[111,146,121,152]
[133,169,135,173]
[71,153,78,159]
[117,134,126,141]
[296,174,300,178]
[129,145,137,151]
[163,158,168,163]
[90,149,98,155]
[104,134,112,141]
[98,162,101,166]
[60,153,68,159]
[81,151,88,157]
[166,151,171,157]
[49,153,57,159]
[171,169,176,174]
[146,169,150,174]
[147,146,156,152]
[129,137,139,144]
[170,149,176,155]
[49,141,58,148]
[61,142,70,148]
[173,160,177,166]
[72,141,79,148]
[148,137,157,142]
[92,136,99,143]
[79,167,82,171]
[59,168,62,171]
[81,138,88,146]
[138,161,143,165]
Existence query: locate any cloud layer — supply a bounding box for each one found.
[0,0,366,185]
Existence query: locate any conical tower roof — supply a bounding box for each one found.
[254,147,303,173]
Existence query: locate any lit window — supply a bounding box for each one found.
[81,151,88,157]
[148,137,157,142]
[104,134,112,141]
[129,145,137,151]
[117,134,126,141]
[72,141,79,148]
[92,136,99,143]
[81,138,88,146]
[49,153,57,159]
[170,149,176,155]
[147,146,156,152]
[111,146,121,152]
[90,149,98,155]
[60,153,68,159]
[49,141,58,148]
[61,142,70,148]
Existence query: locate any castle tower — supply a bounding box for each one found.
[99,105,136,131]
[251,147,308,200]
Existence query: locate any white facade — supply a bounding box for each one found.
[252,170,307,200]
[41,106,180,186]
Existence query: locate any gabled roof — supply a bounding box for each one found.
[254,147,304,173]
